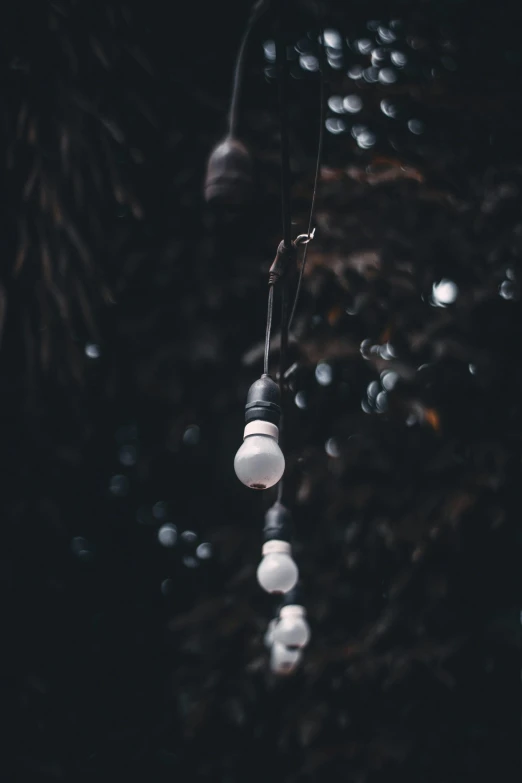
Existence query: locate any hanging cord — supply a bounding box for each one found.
[228,0,271,137]
[288,23,326,332]
[275,0,293,251]
[263,285,275,375]
[274,0,292,502]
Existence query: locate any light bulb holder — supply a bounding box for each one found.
[245,375,281,426]
[261,540,291,557]
[263,501,292,543]
[279,604,306,620]
[280,584,304,608]
[204,136,253,205]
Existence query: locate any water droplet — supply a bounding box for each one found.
[109,474,129,497]
[315,362,333,386]
[294,391,307,409]
[343,94,363,113]
[158,524,177,547]
[196,542,213,560]
[85,343,100,359]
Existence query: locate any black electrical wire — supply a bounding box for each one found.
[228,0,271,137]
[288,25,326,332]
[263,285,275,376]
[275,0,292,251]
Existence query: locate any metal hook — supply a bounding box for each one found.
[293,228,316,246]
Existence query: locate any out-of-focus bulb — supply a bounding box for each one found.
[270,641,302,675]
[204,136,253,205]
[234,420,285,490]
[256,540,298,594]
[264,618,279,648]
[272,605,310,648]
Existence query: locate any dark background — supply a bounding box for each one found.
[0,1,520,781]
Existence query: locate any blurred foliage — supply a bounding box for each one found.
[0,1,520,782]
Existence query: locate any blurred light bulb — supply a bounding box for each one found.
[256,540,298,594]
[264,618,279,648]
[272,605,311,648]
[234,421,285,490]
[270,641,302,675]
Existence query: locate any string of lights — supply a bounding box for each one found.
[204,0,325,675]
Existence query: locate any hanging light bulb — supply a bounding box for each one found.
[204,136,253,205]
[272,604,311,649]
[256,503,298,594]
[269,641,302,675]
[234,375,285,489]
[257,540,298,594]
[264,617,279,648]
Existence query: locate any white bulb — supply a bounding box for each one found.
[270,641,302,675]
[263,618,279,648]
[234,420,285,490]
[256,540,298,594]
[272,605,311,648]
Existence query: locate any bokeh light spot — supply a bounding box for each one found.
[315,362,333,386]
[158,524,177,547]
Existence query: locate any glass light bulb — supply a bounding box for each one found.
[270,641,302,675]
[234,421,285,490]
[272,605,311,648]
[264,618,279,648]
[256,540,298,594]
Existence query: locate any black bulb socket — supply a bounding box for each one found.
[280,584,304,608]
[204,136,253,205]
[263,502,292,543]
[245,374,281,426]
